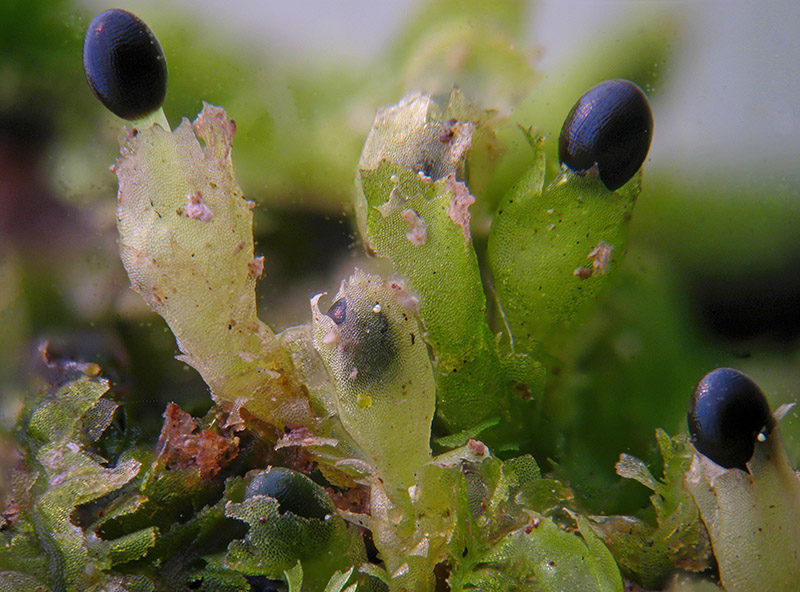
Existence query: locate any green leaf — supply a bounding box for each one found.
[0,571,49,592]
[26,369,115,445]
[457,513,622,592]
[433,417,500,449]
[0,515,49,577]
[225,490,357,591]
[357,563,389,588]
[355,92,542,443]
[14,373,143,591]
[188,566,251,592]
[323,567,355,592]
[93,527,158,567]
[33,448,141,590]
[596,430,711,588]
[285,562,304,592]
[311,269,435,494]
[488,134,639,347]
[503,456,574,514]
[356,93,489,349]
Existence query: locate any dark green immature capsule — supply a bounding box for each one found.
[83,9,167,120]
[340,303,394,386]
[688,367,775,471]
[245,467,334,521]
[558,79,653,191]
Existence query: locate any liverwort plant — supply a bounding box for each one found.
[311,270,435,497]
[3,5,799,592]
[488,80,647,350]
[609,368,800,591]
[684,369,800,591]
[355,91,543,446]
[85,10,315,431]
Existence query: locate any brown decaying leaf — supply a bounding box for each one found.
[155,403,239,480]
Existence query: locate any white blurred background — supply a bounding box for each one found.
[84,0,800,176]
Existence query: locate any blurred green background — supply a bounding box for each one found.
[1,0,799,512]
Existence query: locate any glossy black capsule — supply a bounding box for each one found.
[83,9,167,120]
[558,79,653,191]
[688,368,775,471]
[245,467,334,520]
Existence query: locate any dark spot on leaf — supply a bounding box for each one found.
[326,298,347,325]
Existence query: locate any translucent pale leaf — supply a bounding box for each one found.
[311,269,435,494]
[114,103,311,428]
[685,432,800,592]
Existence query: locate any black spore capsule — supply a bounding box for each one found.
[558,79,653,191]
[245,467,334,521]
[83,9,168,120]
[688,367,775,471]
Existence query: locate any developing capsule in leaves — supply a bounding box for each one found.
[245,467,333,520]
[688,367,775,471]
[342,304,394,386]
[558,79,653,191]
[83,9,168,120]
[326,298,347,325]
